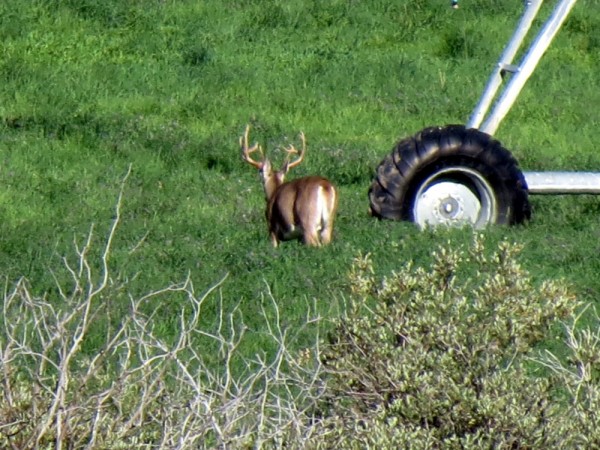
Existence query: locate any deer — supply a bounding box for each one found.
[240,124,338,247]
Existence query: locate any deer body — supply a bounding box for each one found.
[241,125,338,247]
[267,175,337,247]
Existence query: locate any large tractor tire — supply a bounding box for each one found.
[368,125,531,229]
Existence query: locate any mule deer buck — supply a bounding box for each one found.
[240,124,338,247]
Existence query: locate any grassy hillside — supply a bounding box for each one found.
[1,0,599,355]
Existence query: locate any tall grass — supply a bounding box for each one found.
[1,0,599,359]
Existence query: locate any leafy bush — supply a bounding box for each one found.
[318,236,600,449]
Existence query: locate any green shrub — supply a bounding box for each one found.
[317,236,600,449]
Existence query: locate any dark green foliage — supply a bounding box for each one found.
[318,238,600,448]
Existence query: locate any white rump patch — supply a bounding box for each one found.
[317,186,333,229]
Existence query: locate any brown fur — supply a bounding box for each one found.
[267,176,338,247]
[241,125,338,247]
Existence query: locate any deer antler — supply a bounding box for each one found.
[283,131,306,170]
[240,124,264,169]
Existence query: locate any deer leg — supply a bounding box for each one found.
[300,217,320,246]
[270,232,280,247]
[319,207,336,244]
[320,222,333,245]
[299,208,322,246]
[302,230,321,246]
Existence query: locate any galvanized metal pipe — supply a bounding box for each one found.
[467,0,543,130]
[525,172,600,194]
[479,0,579,135]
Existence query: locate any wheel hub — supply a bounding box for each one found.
[438,196,461,219]
[413,168,497,229]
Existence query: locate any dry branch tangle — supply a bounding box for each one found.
[0,167,328,449]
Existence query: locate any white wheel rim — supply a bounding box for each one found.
[413,167,497,229]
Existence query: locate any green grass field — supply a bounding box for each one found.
[1,0,600,358]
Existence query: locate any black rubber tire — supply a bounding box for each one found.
[368,124,531,226]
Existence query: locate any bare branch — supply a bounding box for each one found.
[0,171,328,449]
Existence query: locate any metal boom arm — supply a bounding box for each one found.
[467,0,600,195]
[467,0,578,135]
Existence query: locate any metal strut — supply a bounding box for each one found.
[466,0,600,195]
[468,0,578,135]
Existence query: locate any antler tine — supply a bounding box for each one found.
[284,131,306,170]
[240,124,264,169]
